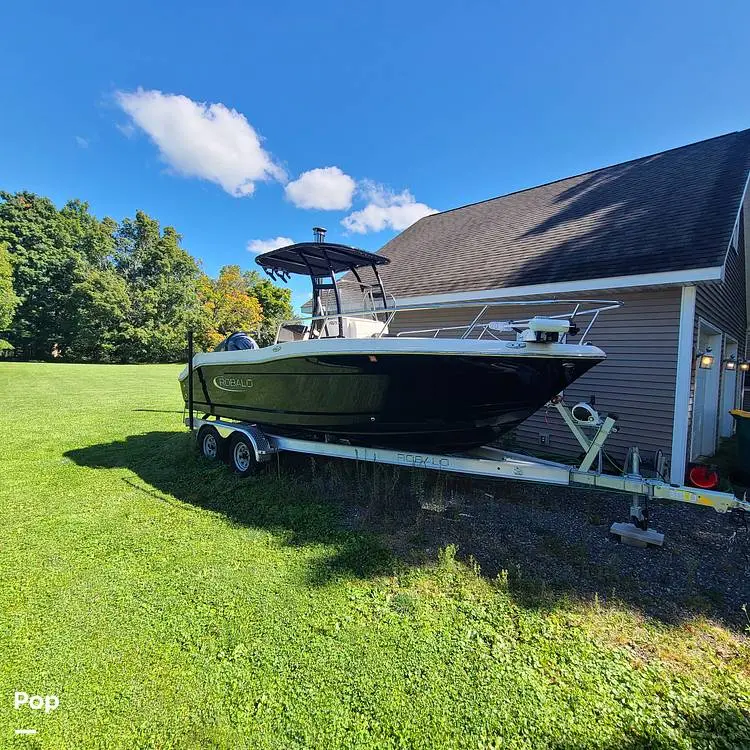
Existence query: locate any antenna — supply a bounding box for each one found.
[312,226,326,243]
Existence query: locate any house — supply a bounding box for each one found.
[375,130,750,484]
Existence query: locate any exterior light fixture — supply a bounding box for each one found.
[724,355,737,371]
[698,348,715,369]
[740,360,750,373]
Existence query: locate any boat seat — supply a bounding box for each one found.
[340,316,388,338]
[279,318,388,341]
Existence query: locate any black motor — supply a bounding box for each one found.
[213,332,259,352]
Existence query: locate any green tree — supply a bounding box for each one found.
[59,199,117,269]
[0,241,18,332]
[0,192,94,357]
[67,267,131,361]
[0,191,292,361]
[114,211,202,361]
[243,269,294,346]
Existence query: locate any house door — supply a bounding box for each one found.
[720,338,739,438]
[690,322,722,459]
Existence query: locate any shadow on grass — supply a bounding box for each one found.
[65,431,395,585]
[66,430,750,627]
[132,408,185,414]
[551,701,750,749]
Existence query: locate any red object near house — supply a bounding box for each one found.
[688,465,720,490]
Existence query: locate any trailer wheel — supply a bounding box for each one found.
[229,433,257,477]
[197,425,225,462]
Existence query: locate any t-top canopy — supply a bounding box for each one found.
[256,241,390,281]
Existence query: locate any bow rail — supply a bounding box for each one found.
[275,298,623,344]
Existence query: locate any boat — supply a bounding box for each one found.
[179,230,618,452]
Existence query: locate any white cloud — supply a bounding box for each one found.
[247,236,294,254]
[115,88,285,197]
[285,166,356,210]
[116,122,136,138]
[342,181,437,234]
[74,136,89,149]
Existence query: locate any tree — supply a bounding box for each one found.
[198,265,263,349]
[59,199,117,269]
[0,191,292,362]
[243,269,294,346]
[114,211,202,361]
[67,267,131,361]
[0,241,18,332]
[0,192,92,357]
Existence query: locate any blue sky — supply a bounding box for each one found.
[2,1,750,310]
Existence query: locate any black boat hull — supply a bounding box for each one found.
[181,351,602,452]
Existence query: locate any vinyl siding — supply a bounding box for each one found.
[690,207,748,454]
[695,212,747,353]
[388,289,682,463]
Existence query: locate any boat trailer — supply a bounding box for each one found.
[184,399,750,548]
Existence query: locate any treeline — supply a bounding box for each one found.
[0,191,292,361]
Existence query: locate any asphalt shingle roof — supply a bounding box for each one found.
[375,130,750,298]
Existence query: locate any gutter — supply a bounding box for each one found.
[393,266,724,307]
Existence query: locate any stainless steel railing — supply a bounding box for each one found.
[275,298,622,344]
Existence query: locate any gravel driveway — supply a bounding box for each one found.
[315,459,750,630]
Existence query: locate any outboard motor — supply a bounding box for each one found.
[214,332,259,352]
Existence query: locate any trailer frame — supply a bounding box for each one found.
[184,406,749,546]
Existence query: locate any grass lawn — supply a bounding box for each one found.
[1,362,749,749]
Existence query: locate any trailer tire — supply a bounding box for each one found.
[197,425,225,462]
[229,433,257,477]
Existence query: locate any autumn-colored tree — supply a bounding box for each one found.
[198,265,263,349]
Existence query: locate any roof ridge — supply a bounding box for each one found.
[424,128,750,220]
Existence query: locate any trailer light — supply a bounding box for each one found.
[697,348,714,369]
[740,360,750,372]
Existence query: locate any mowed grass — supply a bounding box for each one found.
[1,363,749,749]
